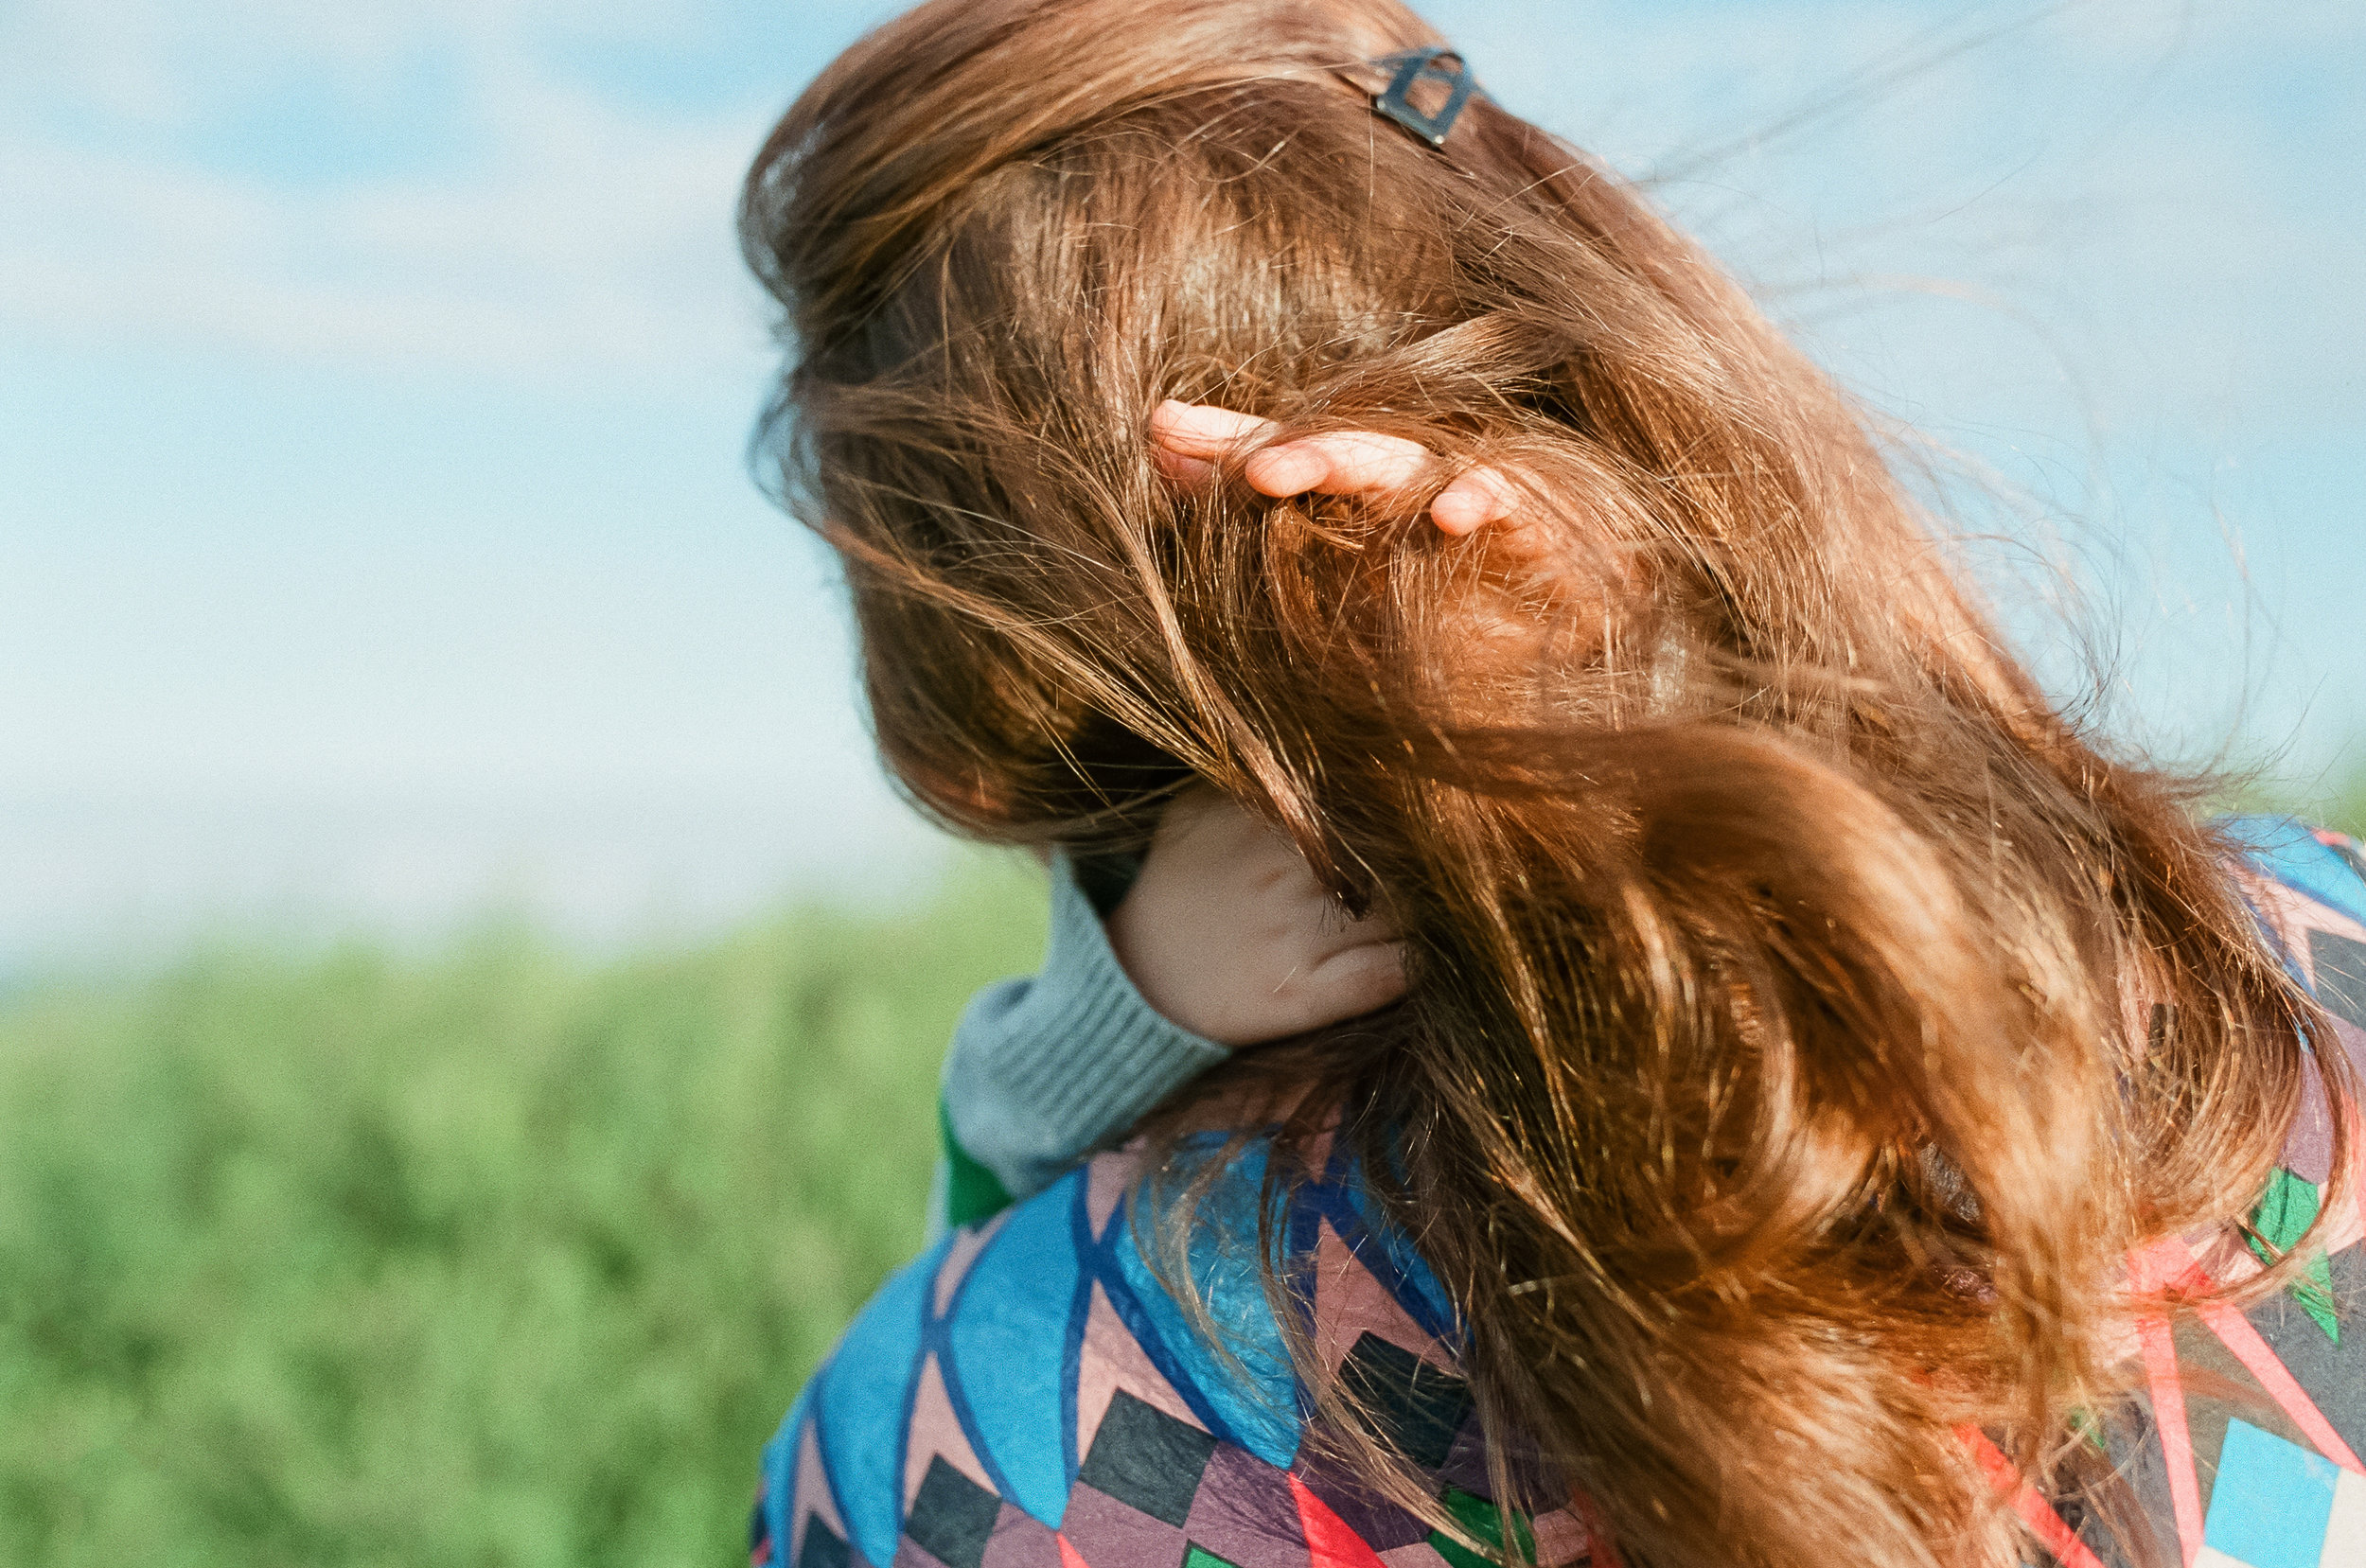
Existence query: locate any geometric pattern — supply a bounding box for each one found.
[757,1125,1590,1568]
[1337,1338,1473,1473]
[763,818,2366,1568]
[2021,819,2366,1567]
[2193,1420,2366,1568]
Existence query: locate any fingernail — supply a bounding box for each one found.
[1245,445,1326,496]
[1156,449,1215,491]
[1432,470,1516,535]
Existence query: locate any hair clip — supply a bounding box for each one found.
[1366,47,1484,149]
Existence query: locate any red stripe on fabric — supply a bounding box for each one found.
[1056,1533,1093,1568]
[1287,1475,1388,1568]
[2348,1097,2366,1253]
[2138,1313,2203,1566]
[2127,1239,2208,1567]
[2194,1294,2365,1472]
[1962,1428,2109,1568]
[1568,1494,1623,1568]
[2142,1233,2366,1475]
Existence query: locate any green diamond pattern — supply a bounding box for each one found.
[2248,1167,2339,1343]
[1426,1488,1535,1568]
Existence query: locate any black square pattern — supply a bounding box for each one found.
[1077,1390,1220,1527]
[2312,929,2366,1031]
[1338,1332,1473,1472]
[801,1517,855,1568]
[905,1456,1003,1568]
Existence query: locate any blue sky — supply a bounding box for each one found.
[3,0,2360,963]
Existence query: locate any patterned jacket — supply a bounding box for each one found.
[756,820,2366,1568]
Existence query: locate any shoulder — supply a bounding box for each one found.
[755,1137,1557,1568]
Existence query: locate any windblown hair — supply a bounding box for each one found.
[741,3,2354,1564]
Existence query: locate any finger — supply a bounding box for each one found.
[1153,445,1216,491]
[1244,431,1431,498]
[1430,465,1523,536]
[1150,399,1277,460]
[1295,941,1410,1020]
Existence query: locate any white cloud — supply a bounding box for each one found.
[7,0,2356,408]
[1436,0,2366,430]
[2,0,2357,955]
[5,0,703,115]
[0,0,820,384]
[0,126,772,382]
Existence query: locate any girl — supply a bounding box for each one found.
[741,3,2364,1565]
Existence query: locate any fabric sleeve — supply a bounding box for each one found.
[927,849,1228,1236]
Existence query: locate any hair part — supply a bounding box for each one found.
[742,4,2355,1564]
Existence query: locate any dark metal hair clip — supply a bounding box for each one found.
[1368,47,1484,149]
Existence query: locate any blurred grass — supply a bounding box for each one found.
[0,860,1048,1568]
[0,764,2357,1568]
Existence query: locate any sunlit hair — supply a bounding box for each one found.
[740,3,2355,1564]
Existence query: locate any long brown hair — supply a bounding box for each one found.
[740,4,2354,1564]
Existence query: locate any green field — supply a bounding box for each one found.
[0,863,1049,1568]
[2,771,2360,1568]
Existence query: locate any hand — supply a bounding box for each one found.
[1104,787,1406,1048]
[1149,398,1526,537]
